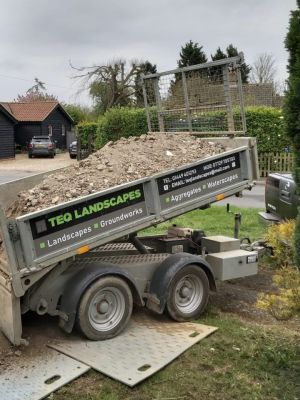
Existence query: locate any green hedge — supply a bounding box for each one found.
[77,122,98,147]
[96,107,149,147]
[245,107,290,153]
[93,106,290,154]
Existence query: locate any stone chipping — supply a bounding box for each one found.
[7,133,229,217]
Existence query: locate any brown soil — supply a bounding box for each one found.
[211,268,300,332]
[0,314,69,373]
[6,133,228,217]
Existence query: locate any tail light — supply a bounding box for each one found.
[28,143,33,149]
[48,143,53,149]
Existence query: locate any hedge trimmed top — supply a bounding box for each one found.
[77,106,290,154]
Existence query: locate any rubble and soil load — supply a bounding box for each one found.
[7,133,229,217]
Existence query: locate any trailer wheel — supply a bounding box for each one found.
[77,276,133,340]
[166,265,209,322]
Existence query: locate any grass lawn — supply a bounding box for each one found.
[49,207,300,400]
[52,313,300,400]
[142,205,266,242]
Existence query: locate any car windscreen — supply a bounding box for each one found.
[32,137,51,142]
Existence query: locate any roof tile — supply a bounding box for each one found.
[0,101,59,122]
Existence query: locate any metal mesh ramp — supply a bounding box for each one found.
[50,311,217,387]
[0,348,90,400]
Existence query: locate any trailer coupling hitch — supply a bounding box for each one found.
[247,182,256,191]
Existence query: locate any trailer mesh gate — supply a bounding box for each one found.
[141,55,246,135]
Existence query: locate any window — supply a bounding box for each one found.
[48,125,53,136]
[62,125,65,136]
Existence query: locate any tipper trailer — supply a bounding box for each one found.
[0,55,260,346]
[0,136,259,346]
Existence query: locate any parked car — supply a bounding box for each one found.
[28,136,56,158]
[69,140,77,159]
[259,173,300,222]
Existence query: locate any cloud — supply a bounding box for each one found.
[0,0,296,103]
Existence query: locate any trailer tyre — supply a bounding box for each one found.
[77,276,133,340]
[166,265,209,322]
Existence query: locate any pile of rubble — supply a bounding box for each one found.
[7,133,229,217]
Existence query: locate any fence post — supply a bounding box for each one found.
[222,66,235,132]
[88,134,92,156]
[77,136,81,161]
[153,78,165,132]
[141,74,152,133]
[181,71,193,133]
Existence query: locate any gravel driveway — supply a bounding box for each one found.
[0,153,77,184]
[0,152,76,172]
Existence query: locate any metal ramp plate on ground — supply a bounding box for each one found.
[50,312,217,387]
[0,348,90,400]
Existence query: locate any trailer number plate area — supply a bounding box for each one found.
[247,255,258,263]
[157,152,242,210]
[29,184,148,258]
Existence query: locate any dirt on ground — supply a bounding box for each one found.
[6,133,228,217]
[211,267,300,331]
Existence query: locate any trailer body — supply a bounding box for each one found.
[0,136,259,345]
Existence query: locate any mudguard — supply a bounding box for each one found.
[146,252,216,314]
[58,262,143,333]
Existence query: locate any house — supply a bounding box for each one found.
[0,101,74,151]
[0,104,17,159]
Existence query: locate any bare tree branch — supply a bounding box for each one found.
[70,59,142,113]
[250,53,277,84]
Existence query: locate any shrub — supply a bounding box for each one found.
[265,220,295,268]
[63,104,94,125]
[77,122,98,147]
[257,266,300,320]
[96,107,148,147]
[244,107,290,153]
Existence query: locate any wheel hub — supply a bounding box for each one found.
[88,287,126,332]
[174,274,204,313]
[97,300,109,314]
[180,286,192,299]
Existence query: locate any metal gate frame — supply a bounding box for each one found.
[141,54,247,135]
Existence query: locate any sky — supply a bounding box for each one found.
[0,0,297,106]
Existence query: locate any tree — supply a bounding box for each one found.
[178,40,207,68]
[72,60,140,114]
[284,0,300,269]
[209,47,228,82]
[211,47,227,61]
[250,53,277,84]
[226,44,251,83]
[15,78,58,102]
[62,103,94,125]
[134,61,157,107]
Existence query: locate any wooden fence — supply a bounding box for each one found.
[258,152,294,177]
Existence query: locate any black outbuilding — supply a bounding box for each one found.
[0,104,17,159]
[0,101,74,150]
